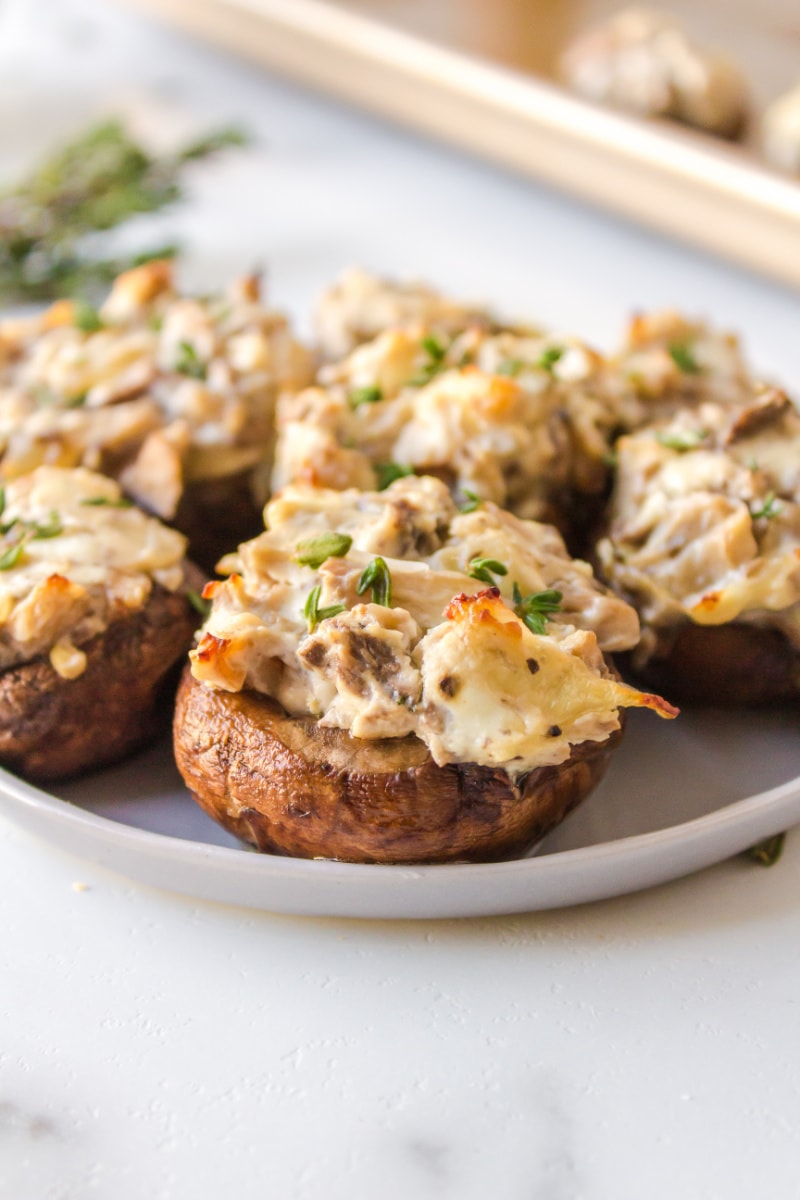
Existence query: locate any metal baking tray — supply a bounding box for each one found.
[120,0,800,288]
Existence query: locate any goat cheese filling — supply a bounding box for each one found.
[0,466,188,679]
[191,476,675,776]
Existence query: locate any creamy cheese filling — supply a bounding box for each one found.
[612,310,755,430]
[313,268,501,361]
[191,476,675,776]
[273,323,625,523]
[597,392,800,660]
[0,262,312,518]
[0,466,188,677]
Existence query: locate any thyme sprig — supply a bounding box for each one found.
[655,428,708,452]
[0,508,64,569]
[746,832,786,866]
[513,583,563,635]
[668,342,701,375]
[0,119,247,302]
[294,531,352,569]
[303,585,347,632]
[750,492,783,521]
[356,557,392,607]
[468,556,508,586]
[375,462,415,491]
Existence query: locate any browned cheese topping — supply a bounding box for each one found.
[0,466,188,679]
[0,261,313,520]
[191,476,675,775]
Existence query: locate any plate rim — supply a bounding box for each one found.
[1,757,799,918]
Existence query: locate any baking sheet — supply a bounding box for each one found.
[117,0,800,288]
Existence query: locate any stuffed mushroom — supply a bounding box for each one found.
[174,476,676,863]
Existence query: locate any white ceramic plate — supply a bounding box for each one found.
[0,705,799,918]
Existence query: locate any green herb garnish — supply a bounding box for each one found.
[375,462,415,491]
[496,358,524,377]
[303,584,347,632]
[513,583,563,635]
[30,511,63,539]
[750,492,783,520]
[655,428,708,452]
[73,301,104,333]
[459,489,482,514]
[0,119,247,303]
[80,495,134,508]
[187,589,212,618]
[348,385,383,408]
[407,333,451,387]
[356,557,392,607]
[468,556,508,586]
[0,542,26,570]
[294,531,353,569]
[746,832,786,866]
[668,342,701,375]
[536,346,565,373]
[175,340,207,380]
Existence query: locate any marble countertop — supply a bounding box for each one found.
[2,2,800,1196]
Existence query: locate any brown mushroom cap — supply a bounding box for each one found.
[173,669,624,864]
[0,583,201,782]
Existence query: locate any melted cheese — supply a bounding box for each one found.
[598,397,800,656]
[273,323,624,522]
[0,262,313,519]
[192,476,673,775]
[0,466,188,677]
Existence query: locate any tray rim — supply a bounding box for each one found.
[117,0,800,290]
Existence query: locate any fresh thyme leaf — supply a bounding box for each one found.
[746,832,786,866]
[0,488,6,519]
[80,495,134,508]
[750,491,783,520]
[468,556,508,585]
[459,489,482,513]
[407,333,451,388]
[348,385,383,408]
[421,334,446,361]
[375,462,415,491]
[668,342,701,375]
[0,541,25,570]
[65,392,87,409]
[356,557,392,607]
[536,346,565,373]
[513,583,563,635]
[655,428,708,452]
[148,312,164,333]
[30,511,63,539]
[0,119,247,303]
[294,531,353,568]
[602,449,619,469]
[73,300,104,333]
[303,584,347,631]
[175,340,207,380]
[186,589,212,618]
[496,358,525,377]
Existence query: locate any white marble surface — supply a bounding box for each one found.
[2,1,800,1196]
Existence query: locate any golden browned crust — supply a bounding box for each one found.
[0,584,201,782]
[620,622,800,706]
[173,669,623,864]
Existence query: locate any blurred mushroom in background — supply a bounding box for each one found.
[762,83,800,174]
[560,7,749,140]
